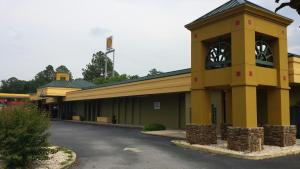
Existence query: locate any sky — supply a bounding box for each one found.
[0,0,299,80]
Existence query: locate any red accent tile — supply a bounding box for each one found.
[235,20,240,26]
[249,71,253,77]
[194,33,198,38]
[194,77,198,82]
[248,20,252,25]
[283,76,286,81]
[236,71,241,77]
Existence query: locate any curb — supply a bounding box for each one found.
[63,120,143,129]
[0,147,77,169]
[141,131,186,139]
[171,140,300,160]
[59,147,77,169]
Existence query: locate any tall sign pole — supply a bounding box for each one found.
[105,36,115,78]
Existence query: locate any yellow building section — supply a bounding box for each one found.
[55,72,70,81]
[45,97,57,104]
[37,87,81,97]
[30,93,42,101]
[0,93,30,98]
[289,56,300,83]
[65,73,191,101]
[187,2,292,128]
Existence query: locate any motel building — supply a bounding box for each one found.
[30,0,300,152]
[0,93,30,110]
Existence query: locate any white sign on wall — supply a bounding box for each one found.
[153,102,160,110]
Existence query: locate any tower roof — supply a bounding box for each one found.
[56,65,70,73]
[199,0,247,21]
[185,0,292,29]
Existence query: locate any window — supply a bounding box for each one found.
[255,33,275,68]
[153,102,160,110]
[205,35,231,69]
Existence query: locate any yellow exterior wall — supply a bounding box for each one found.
[204,68,232,87]
[289,57,300,83]
[255,67,278,86]
[267,88,290,125]
[37,87,81,97]
[188,4,292,128]
[55,72,70,81]
[211,91,224,133]
[45,97,57,104]
[30,93,42,101]
[232,86,257,128]
[191,89,211,125]
[65,74,191,101]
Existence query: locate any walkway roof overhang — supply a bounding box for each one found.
[31,79,96,101]
[65,69,191,102]
[0,93,30,99]
[63,57,300,102]
[37,87,81,98]
[289,54,300,84]
[30,87,81,101]
[29,93,42,101]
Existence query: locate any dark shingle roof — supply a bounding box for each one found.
[186,0,286,28]
[84,68,191,90]
[41,79,96,89]
[289,53,300,58]
[56,65,70,73]
[199,0,246,21]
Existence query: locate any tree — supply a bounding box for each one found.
[0,65,75,94]
[275,0,300,15]
[93,74,139,85]
[34,65,55,87]
[147,68,163,76]
[0,104,50,168]
[128,75,140,79]
[0,77,29,94]
[82,51,116,81]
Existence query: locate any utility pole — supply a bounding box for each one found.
[104,57,108,78]
[112,50,115,77]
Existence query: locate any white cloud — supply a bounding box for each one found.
[0,0,299,80]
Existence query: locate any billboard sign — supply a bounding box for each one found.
[106,36,113,50]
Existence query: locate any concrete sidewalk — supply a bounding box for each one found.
[142,130,186,139]
[65,120,143,129]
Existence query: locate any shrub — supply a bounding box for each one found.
[143,123,166,131]
[0,104,51,169]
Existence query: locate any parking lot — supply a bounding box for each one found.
[50,121,300,169]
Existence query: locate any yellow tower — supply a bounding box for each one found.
[185,0,295,152]
[55,65,70,81]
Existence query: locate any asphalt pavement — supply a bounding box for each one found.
[49,121,300,169]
